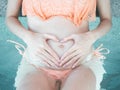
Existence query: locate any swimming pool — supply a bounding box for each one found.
[0,17,120,90]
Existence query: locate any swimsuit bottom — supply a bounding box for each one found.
[7,40,110,90]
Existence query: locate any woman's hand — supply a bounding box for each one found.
[23,31,60,68]
[59,31,96,68]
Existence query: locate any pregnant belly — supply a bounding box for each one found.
[26,16,89,70]
[47,39,74,58]
[27,16,89,57]
[25,40,74,70]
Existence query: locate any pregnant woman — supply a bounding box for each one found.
[5,0,112,90]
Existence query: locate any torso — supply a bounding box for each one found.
[27,15,90,57]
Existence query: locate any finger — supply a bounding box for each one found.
[39,50,59,66]
[40,59,51,67]
[35,53,52,67]
[63,54,81,68]
[61,53,81,67]
[61,45,77,60]
[72,59,80,68]
[72,56,85,68]
[37,49,59,66]
[43,60,58,68]
[43,33,59,42]
[43,49,59,65]
[60,50,80,66]
[45,43,60,61]
[60,34,75,43]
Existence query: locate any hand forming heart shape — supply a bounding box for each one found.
[47,39,74,58]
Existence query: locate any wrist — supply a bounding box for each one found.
[22,30,34,43]
[85,31,97,43]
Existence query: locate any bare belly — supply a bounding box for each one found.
[27,16,90,57]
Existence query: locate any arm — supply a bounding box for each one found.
[89,0,112,40]
[59,0,112,67]
[5,0,61,67]
[5,0,32,42]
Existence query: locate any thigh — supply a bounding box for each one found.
[61,65,96,90]
[15,59,56,90]
[16,71,56,90]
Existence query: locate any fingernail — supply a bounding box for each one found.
[72,65,75,68]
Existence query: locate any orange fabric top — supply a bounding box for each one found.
[22,0,97,26]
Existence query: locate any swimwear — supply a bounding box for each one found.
[22,0,96,26]
[7,40,110,90]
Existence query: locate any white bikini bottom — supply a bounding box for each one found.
[7,40,110,90]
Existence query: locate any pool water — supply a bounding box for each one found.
[0,17,120,90]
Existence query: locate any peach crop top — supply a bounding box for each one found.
[22,0,97,26]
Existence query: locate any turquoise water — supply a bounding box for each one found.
[0,17,120,90]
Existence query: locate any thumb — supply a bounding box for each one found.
[43,33,59,41]
[60,34,74,43]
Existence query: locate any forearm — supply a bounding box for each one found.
[90,19,112,41]
[5,16,32,41]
